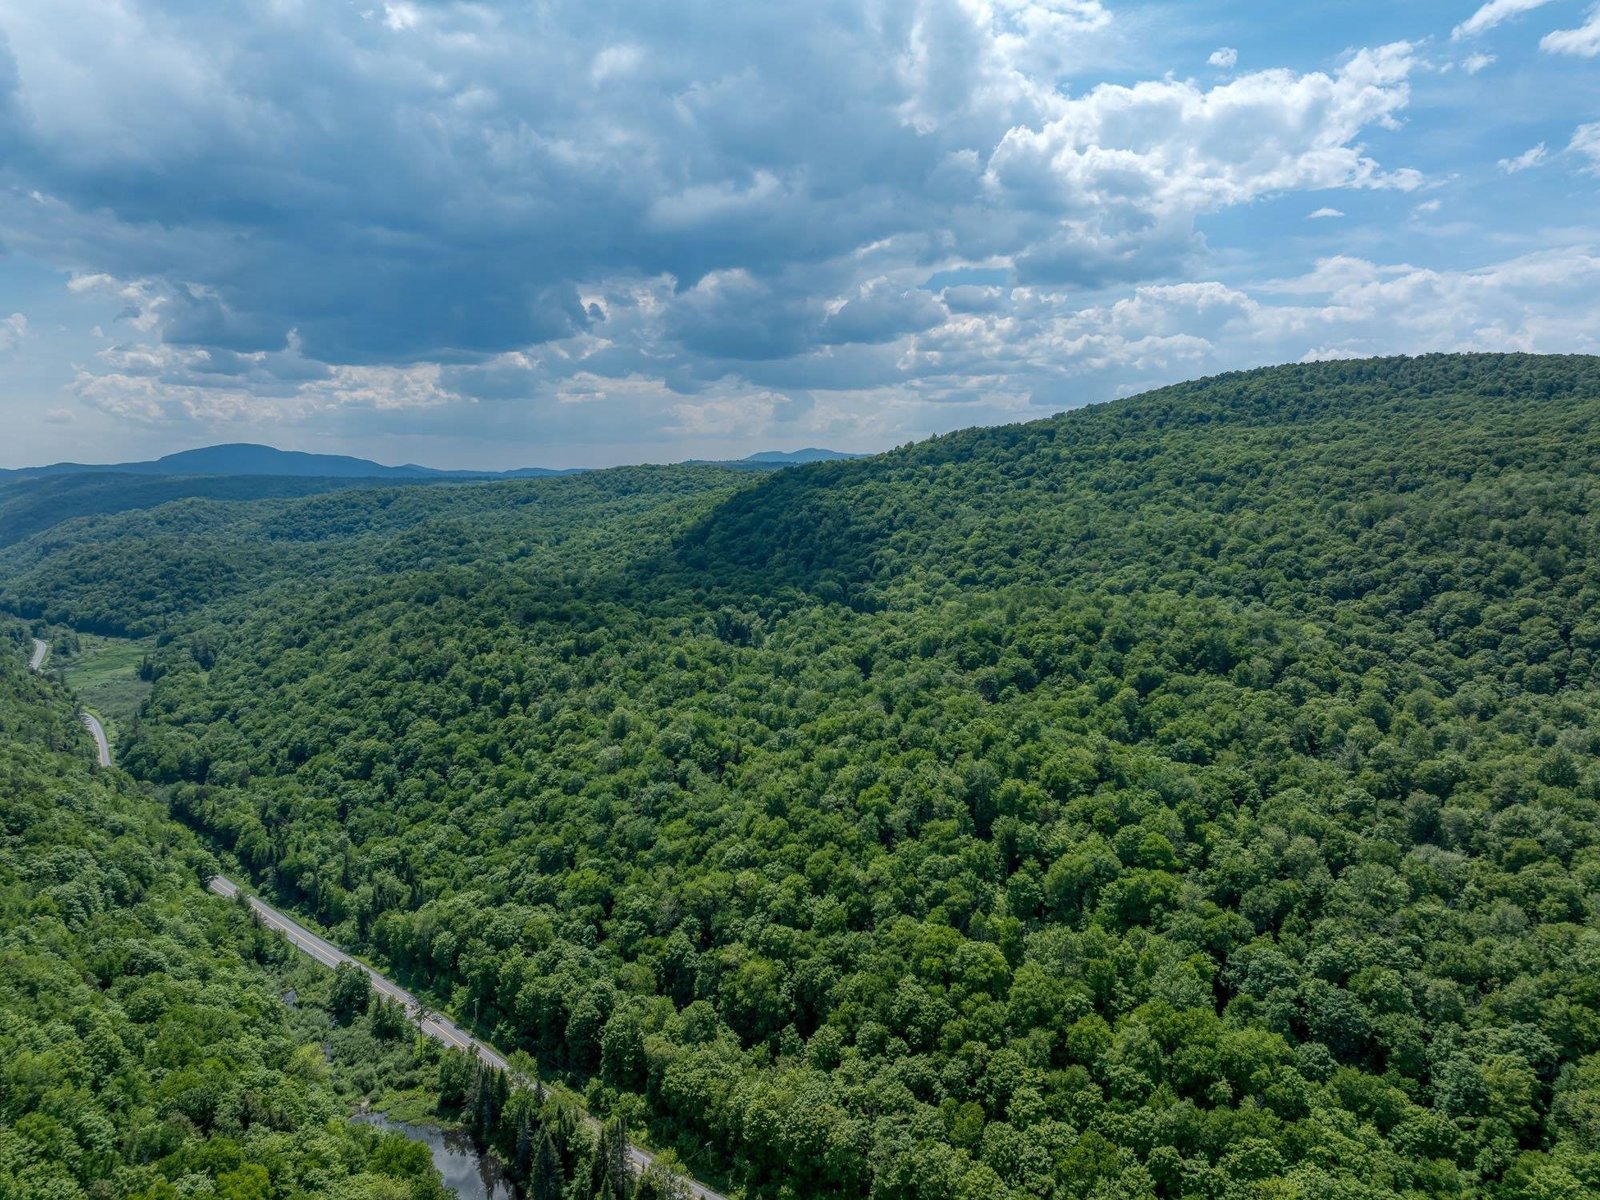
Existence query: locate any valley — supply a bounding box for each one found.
[204,873,730,1199]
[4,354,1600,1198]
[6,0,1596,1193]
[6,624,703,1200]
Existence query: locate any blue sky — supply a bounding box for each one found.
[0,0,1597,469]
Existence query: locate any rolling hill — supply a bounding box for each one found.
[7,354,1600,1199]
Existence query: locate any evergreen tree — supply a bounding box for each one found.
[546,1105,584,1182]
[515,1112,534,1181]
[529,1129,565,1200]
[591,1117,632,1200]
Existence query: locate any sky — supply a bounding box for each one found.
[0,0,1597,469]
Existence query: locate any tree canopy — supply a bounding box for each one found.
[8,353,1600,1198]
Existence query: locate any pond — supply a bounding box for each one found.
[354,1111,517,1199]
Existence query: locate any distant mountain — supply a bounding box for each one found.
[137,444,534,479]
[1,442,860,482]
[742,448,863,464]
[0,443,576,482]
[676,448,867,471]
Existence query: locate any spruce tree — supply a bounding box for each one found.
[528,1129,564,1200]
[590,1117,631,1200]
[514,1112,533,1181]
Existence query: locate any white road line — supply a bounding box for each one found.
[207,874,729,1200]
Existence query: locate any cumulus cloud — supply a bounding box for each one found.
[1308,207,1345,219]
[1452,0,1559,40]
[1498,143,1548,172]
[0,0,1423,429]
[1003,246,1600,402]
[71,340,459,427]
[985,43,1421,284]
[1461,52,1496,72]
[845,244,1600,423]
[0,313,25,353]
[1208,47,1238,68]
[1541,8,1600,55]
[55,239,1600,454]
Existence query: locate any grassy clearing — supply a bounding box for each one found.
[57,632,154,749]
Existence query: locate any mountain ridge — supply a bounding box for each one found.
[0,441,864,481]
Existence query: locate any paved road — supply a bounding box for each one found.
[27,637,111,767]
[208,874,727,1200]
[82,710,112,767]
[23,633,718,1192]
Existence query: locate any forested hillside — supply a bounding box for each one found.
[0,473,443,550]
[0,625,460,1199]
[9,354,1600,1198]
[0,467,748,636]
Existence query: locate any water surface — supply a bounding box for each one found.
[354,1111,516,1199]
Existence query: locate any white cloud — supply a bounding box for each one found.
[0,1,1424,446]
[1571,123,1600,171]
[72,348,460,426]
[381,3,420,32]
[0,313,26,353]
[899,246,1600,419]
[1461,52,1496,72]
[0,3,1417,367]
[32,2,1593,464]
[1452,0,1558,40]
[57,239,1600,456]
[1300,346,1366,362]
[1016,246,1600,397]
[1541,8,1600,55]
[66,274,166,331]
[1208,47,1238,68]
[319,364,461,412]
[1498,143,1548,172]
[984,44,1421,244]
[590,43,643,84]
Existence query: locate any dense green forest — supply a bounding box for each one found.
[0,467,745,636]
[0,624,458,1199]
[9,354,1600,1198]
[0,473,447,551]
[0,622,700,1199]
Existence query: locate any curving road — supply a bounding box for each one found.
[23,632,721,1193]
[27,636,112,767]
[82,710,112,767]
[207,874,727,1200]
